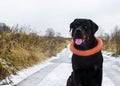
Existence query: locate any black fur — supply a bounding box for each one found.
[67,19,103,86]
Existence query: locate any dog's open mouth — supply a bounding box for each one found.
[75,38,84,45]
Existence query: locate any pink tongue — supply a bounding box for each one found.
[75,39,83,45]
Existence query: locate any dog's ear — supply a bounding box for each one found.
[69,20,74,32]
[69,23,73,32]
[69,28,72,32]
[69,23,72,32]
[89,19,98,34]
[69,19,79,32]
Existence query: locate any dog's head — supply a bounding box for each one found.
[70,19,98,50]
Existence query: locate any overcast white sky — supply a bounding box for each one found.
[0,0,120,37]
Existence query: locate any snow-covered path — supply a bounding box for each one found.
[8,46,120,86]
[103,55,120,86]
[17,47,72,86]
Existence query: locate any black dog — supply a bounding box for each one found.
[66,19,103,86]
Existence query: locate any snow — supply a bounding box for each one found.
[1,46,120,86]
[0,61,52,86]
[102,73,115,86]
[37,63,72,86]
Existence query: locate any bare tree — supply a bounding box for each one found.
[111,26,120,54]
[0,23,11,33]
[45,28,55,37]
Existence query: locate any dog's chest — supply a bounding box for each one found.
[72,52,103,68]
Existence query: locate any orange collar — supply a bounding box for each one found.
[70,37,103,56]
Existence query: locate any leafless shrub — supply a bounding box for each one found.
[111,26,120,54]
[0,23,11,33]
[45,28,55,37]
[102,25,120,55]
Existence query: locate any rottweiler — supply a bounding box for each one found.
[66,19,103,86]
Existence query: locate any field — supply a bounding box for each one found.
[0,25,70,80]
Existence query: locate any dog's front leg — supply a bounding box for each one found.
[66,72,74,86]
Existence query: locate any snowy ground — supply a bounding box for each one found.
[1,46,120,86]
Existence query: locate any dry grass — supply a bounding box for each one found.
[102,40,116,53]
[101,28,120,54]
[0,29,70,80]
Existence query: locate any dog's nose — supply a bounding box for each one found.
[75,28,82,35]
[76,28,82,32]
[76,29,81,34]
[74,30,82,38]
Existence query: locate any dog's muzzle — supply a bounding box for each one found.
[72,27,86,45]
[73,27,83,38]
